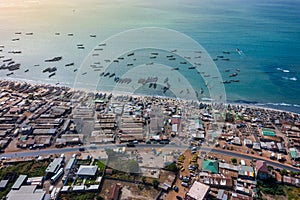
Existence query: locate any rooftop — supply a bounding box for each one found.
[7,185,45,200]
[186,181,210,200]
[77,165,98,176]
[202,159,219,174]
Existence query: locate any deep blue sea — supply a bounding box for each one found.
[0,0,299,113]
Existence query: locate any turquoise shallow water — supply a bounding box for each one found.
[0,0,299,112]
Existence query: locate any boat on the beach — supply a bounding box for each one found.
[45,56,62,62]
[12,38,20,41]
[15,32,22,35]
[24,69,29,73]
[48,73,56,78]
[55,32,60,35]
[43,67,57,73]
[188,66,196,69]
[151,52,159,55]
[7,61,15,66]
[65,63,74,67]
[171,67,179,70]
[127,52,134,57]
[78,46,85,49]
[150,56,156,59]
[104,72,110,77]
[74,69,78,72]
[67,33,74,36]
[82,72,87,75]
[109,73,116,78]
[100,72,105,76]
[6,65,18,71]
[99,43,106,46]
[25,32,33,35]
[3,58,12,62]
[90,34,96,38]
[8,50,22,54]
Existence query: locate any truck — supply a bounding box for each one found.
[126,143,135,147]
[50,168,64,184]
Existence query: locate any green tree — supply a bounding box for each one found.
[142,176,146,184]
[290,171,296,177]
[152,179,160,189]
[267,165,274,172]
[280,169,288,176]
[231,158,237,165]
[166,163,178,172]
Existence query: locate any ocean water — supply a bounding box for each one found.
[0,0,299,113]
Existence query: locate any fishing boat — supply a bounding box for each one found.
[48,73,56,78]
[45,56,62,62]
[229,73,238,77]
[8,64,20,71]
[65,63,74,67]
[222,80,231,84]
[222,58,230,61]
[109,73,115,78]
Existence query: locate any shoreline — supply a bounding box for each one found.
[1,78,299,115]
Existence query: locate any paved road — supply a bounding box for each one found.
[1,144,299,172]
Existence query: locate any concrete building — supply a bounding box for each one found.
[185,181,210,200]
